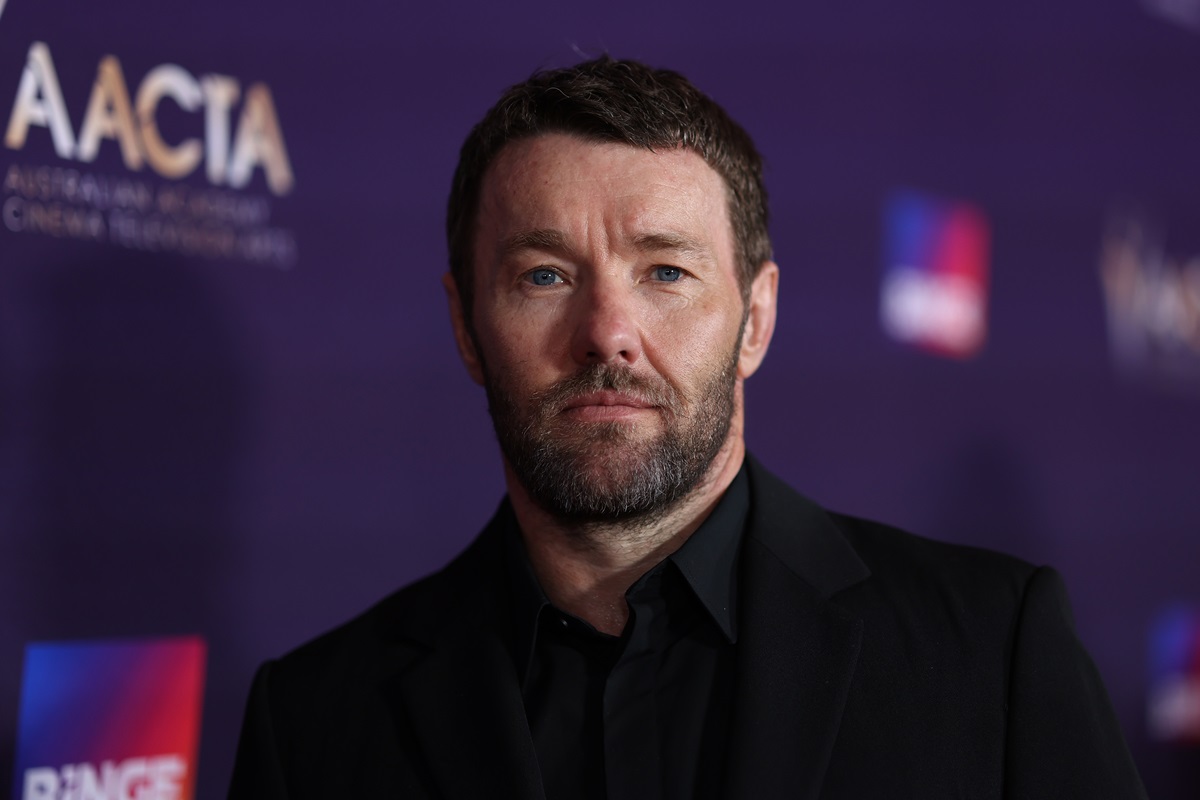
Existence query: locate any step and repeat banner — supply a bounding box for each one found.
[2,0,1198,796]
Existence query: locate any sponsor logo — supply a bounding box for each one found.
[880,189,991,359]
[1148,606,1200,743]
[1099,213,1200,388]
[3,41,296,267]
[22,756,185,800]
[14,637,206,800]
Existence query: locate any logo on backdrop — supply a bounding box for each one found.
[880,189,991,359]
[14,637,206,800]
[2,41,297,268]
[1099,213,1200,389]
[1142,0,1200,32]
[1148,606,1200,744]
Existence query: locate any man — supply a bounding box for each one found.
[230,58,1145,798]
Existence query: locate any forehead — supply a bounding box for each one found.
[474,133,732,258]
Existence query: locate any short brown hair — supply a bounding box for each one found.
[446,56,772,315]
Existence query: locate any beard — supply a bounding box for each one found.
[482,343,740,525]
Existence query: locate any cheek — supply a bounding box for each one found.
[474,302,567,377]
[643,299,744,379]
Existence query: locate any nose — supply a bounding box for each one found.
[569,281,643,366]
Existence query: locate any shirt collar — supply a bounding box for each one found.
[506,462,750,681]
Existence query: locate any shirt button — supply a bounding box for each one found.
[558,617,569,628]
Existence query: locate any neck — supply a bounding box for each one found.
[507,434,745,636]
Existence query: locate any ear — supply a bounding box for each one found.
[443,272,486,385]
[737,261,778,380]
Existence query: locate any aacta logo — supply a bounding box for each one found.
[4,42,293,196]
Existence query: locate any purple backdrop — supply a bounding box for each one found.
[2,0,1198,796]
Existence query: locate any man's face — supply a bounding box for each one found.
[449,133,771,523]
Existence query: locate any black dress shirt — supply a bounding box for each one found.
[506,467,750,800]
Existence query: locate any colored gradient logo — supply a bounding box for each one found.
[881,190,991,358]
[13,636,206,800]
[1149,606,1200,743]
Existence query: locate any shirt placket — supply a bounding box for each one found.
[603,569,668,800]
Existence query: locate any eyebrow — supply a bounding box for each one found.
[632,232,712,260]
[499,229,713,261]
[501,229,568,257]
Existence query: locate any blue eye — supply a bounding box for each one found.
[528,268,560,286]
[653,266,683,282]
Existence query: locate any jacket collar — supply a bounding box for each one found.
[742,453,870,598]
[722,455,870,799]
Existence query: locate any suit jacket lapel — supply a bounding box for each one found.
[724,458,871,799]
[383,505,547,800]
[393,631,544,800]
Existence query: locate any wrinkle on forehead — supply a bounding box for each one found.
[477,134,731,266]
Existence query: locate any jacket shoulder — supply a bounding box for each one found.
[265,520,506,697]
[819,510,1051,678]
[744,454,1037,608]
[830,511,1038,597]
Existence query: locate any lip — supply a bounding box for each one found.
[562,391,656,411]
[560,391,658,422]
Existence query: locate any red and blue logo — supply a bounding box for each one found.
[881,190,991,359]
[13,636,206,800]
[1148,606,1200,744]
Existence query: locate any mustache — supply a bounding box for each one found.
[533,364,682,416]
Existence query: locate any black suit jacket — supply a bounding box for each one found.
[229,456,1146,798]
